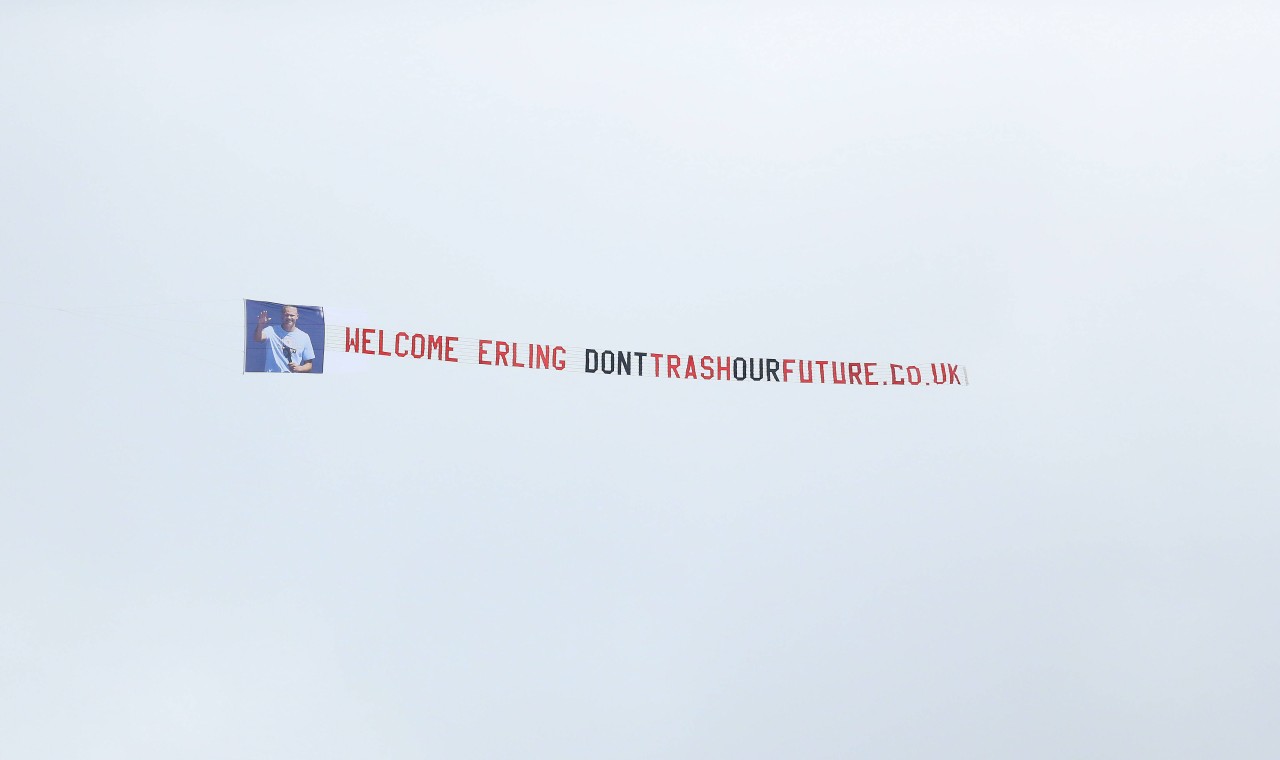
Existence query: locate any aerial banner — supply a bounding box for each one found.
[245,299,969,387]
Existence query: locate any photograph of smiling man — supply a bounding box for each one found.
[244,300,325,374]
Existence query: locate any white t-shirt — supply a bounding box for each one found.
[261,325,315,372]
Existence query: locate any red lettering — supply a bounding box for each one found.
[783,359,795,382]
[815,360,828,383]
[345,327,360,353]
[376,330,392,356]
[552,346,566,370]
[949,364,960,384]
[684,355,698,379]
[495,341,510,366]
[536,345,551,369]
[478,339,493,365]
[512,342,526,368]
[799,361,813,383]
[394,332,409,357]
[411,334,425,358]
[651,353,664,376]
[848,363,864,385]
[864,362,878,385]
[361,328,375,355]
[831,362,847,384]
[666,355,682,378]
[700,356,715,380]
[445,336,458,362]
[890,363,905,385]
[427,335,444,359]
[717,356,731,381]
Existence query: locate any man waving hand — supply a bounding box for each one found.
[253,304,315,373]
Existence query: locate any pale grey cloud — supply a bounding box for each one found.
[1,3,1277,758]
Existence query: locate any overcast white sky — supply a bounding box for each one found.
[2,2,1278,758]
